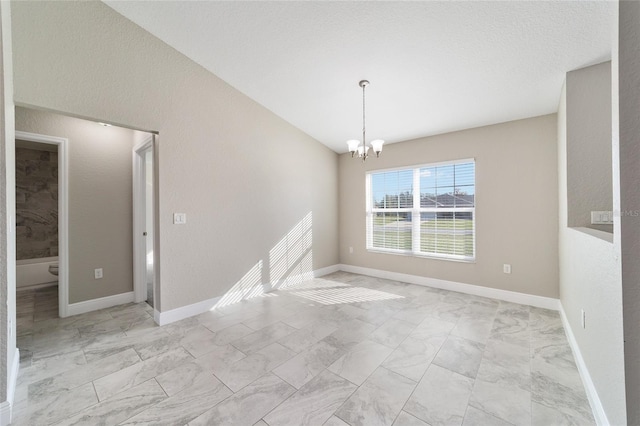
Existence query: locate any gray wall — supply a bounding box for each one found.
[0,0,15,410]
[16,107,139,304]
[566,62,613,232]
[558,70,625,424]
[15,145,58,260]
[339,114,559,298]
[619,1,640,423]
[11,1,339,312]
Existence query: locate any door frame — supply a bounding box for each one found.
[15,131,69,317]
[132,136,155,305]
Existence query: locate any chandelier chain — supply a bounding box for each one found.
[362,82,367,160]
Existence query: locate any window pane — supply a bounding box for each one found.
[436,165,454,187]
[454,163,475,186]
[371,170,413,209]
[372,212,412,251]
[421,189,436,208]
[420,167,436,188]
[453,211,474,257]
[436,187,454,208]
[453,186,475,207]
[420,211,473,257]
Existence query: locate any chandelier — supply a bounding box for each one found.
[347,80,384,161]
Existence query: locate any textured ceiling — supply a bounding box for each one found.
[104,1,615,153]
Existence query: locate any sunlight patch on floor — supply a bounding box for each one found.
[288,286,404,305]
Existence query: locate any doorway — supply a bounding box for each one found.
[14,131,69,320]
[133,137,156,309]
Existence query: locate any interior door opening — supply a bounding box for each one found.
[133,137,156,310]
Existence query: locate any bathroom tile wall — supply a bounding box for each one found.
[15,146,58,260]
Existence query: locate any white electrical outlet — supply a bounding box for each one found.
[349,247,354,254]
[503,264,511,274]
[173,213,187,224]
[581,309,586,329]
[95,268,103,279]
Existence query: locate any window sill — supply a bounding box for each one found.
[570,227,614,244]
[366,248,476,264]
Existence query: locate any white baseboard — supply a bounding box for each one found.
[559,305,608,425]
[338,264,560,310]
[313,264,341,277]
[155,264,341,326]
[66,291,135,316]
[0,401,10,426]
[0,348,20,426]
[155,295,222,326]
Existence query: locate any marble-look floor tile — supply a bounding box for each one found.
[404,364,474,426]
[212,323,255,345]
[273,339,345,389]
[198,309,261,333]
[55,379,166,426]
[82,326,169,362]
[433,336,485,379]
[324,416,350,426]
[462,406,513,426]
[336,367,416,426]
[531,372,594,424]
[280,307,327,329]
[155,360,212,397]
[189,373,295,426]
[323,319,377,350]
[410,317,456,340]
[382,335,446,382]
[392,306,434,325]
[476,339,530,391]
[393,411,430,426]
[93,347,193,401]
[531,401,594,426]
[264,370,357,426]
[29,348,140,401]
[23,382,98,426]
[370,318,416,349]
[328,339,393,385]
[194,343,247,370]
[469,379,531,426]
[451,316,495,343]
[120,374,232,425]
[278,320,338,353]
[357,304,399,327]
[426,301,466,323]
[18,350,86,387]
[179,325,220,358]
[242,306,299,331]
[213,343,295,392]
[231,322,296,354]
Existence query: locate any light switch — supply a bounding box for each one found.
[591,211,614,225]
[174,213,187,224]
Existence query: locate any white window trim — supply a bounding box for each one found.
[365,159,476,262]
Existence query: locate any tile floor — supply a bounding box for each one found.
[13,272,595,425]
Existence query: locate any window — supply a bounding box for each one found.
[366,159,475,261]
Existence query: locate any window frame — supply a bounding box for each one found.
[365,158,476,262]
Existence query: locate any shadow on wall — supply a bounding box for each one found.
[213,211,404,309]
[213,212,313,309]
